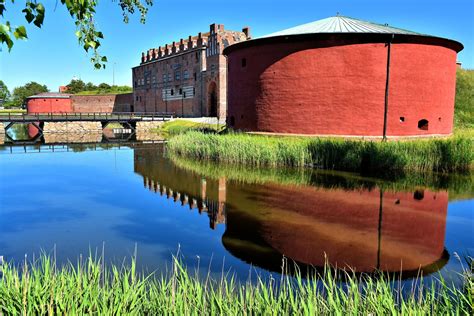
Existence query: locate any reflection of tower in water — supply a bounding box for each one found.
[142,175,226,230]
[222,182,449,276]
[133,148,449,277]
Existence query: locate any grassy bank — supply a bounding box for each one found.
[167,131,473,174]
[0,109,26,115]
[0,255,472,315]
[455,69,474,129]
[158,119,225,137]
[171,155,474,201]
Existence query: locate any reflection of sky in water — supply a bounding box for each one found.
[0,145,473,283]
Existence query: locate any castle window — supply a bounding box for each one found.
[167,73,172,82]
[175,71,181,81]
[241,58,247,68]
[399,117,405,122]
[163,74,167,82]
[193,72,197,80]
[418,119,429,130]
[414,190,424,200]
[179,88,183,95]
[183,70,189,80]
[171,89,174,96]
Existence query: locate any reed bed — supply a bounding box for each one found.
[0,255,472,315]
[170,155,474,200]
[167,131,473,173]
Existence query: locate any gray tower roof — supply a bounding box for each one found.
[261,16,423,38]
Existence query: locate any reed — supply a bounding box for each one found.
[0,254,472,315]
[170,155,474,200]
[167,131,473,173]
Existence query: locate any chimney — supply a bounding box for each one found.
[242,26,251,39]
[158,46,163,58]
[197,32,204,47]
[141,52,145,63]
[172,41,177,53]
[164,44,169,56]
[210,23,218,34]
[218,24,225,32]
[188,35,193,49]
[179,38,185,51]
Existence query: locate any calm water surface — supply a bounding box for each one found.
[0,140,473,285]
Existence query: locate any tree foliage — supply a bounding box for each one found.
[66,79,86,94]
[66,79,131,94]
[0,80,10,101]
[0,0,153,69]
[11,81,48,108]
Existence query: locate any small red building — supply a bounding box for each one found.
[223,16,464,137]
[26,93,72,113]
[26,93,134,113]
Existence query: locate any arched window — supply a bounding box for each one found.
[418,119,429,130]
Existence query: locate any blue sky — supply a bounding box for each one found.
[1,0,473,92]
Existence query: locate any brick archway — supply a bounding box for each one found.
[208,81,218,117]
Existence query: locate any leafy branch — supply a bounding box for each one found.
[0,0,153,69]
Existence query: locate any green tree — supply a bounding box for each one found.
[0,80,10,101]
[85,82,97,91]
[11,81,48,108]
[98,83,111,90]
[0,1,153,69]
[66,79,86,94]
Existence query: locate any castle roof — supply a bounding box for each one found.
[261,16,423,38]
[27,92,71,99]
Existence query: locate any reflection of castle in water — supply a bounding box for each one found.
[134,148,226,230]
[134,148,449,277]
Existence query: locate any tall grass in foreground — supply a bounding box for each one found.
[167,131,473,173]
[0,255,472,315]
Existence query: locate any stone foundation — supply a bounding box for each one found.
[135,121,164,131]
[43,122,103,133]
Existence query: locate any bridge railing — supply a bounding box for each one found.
[0,112,176,122]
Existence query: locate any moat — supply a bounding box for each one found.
[0,138,473,287]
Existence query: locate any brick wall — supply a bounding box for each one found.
[71,93,133,113]
[133,23,250,119]
[225,36,459,137]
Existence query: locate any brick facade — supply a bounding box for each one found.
[132,23,250,119]
[26,93,133,113]
[224,34,463,137]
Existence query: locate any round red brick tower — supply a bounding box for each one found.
[223,16,463,137]
[26,93,72,113]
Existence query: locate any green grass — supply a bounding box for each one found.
[158,119,225,137]
[170,155,474,201]
[167,131,473,174]
[0,254,472,315]
[0,109,26,115]
[455,69,474,129]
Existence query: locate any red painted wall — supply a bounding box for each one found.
[26,94,133,114]
[27,98,72,113]
[226,37,459,137]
